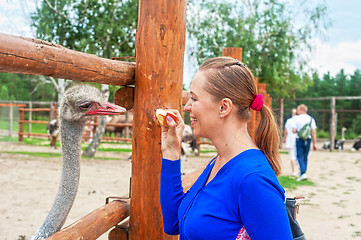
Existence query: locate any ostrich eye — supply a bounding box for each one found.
[77,101,93,110]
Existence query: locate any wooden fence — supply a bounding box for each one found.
[0,1,271,239]
[16,106,134,143]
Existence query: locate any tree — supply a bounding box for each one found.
[31,0,138,157]
[186,0,329,98]
[0,85,11,100]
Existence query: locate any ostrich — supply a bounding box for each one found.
[30,85,126,240]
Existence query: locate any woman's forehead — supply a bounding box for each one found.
[190,71,207,92]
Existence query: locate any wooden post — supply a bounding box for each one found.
[279,98,284,148]
[18,108,24,142]
[28,102,32,137]
[125,112,130,139]
[222,47,243,61]
[9,104,13,136]
[129,0,186,239]
[330,97,336,151]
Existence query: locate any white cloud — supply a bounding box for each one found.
[309,39,361,76]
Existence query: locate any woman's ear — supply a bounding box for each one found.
[219,98,233,118]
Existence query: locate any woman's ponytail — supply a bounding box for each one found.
[255,104,281,175]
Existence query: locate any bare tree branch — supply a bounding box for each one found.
[44,0,71,21]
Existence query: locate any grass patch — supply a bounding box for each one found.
[2,151,61,158]
[200,149,217,154]
[23,137,53,146]
[96,147,132,153]
[0,135,18,142]
[278,175,315,189]
[3,151,122,160]
[81,156,122,160]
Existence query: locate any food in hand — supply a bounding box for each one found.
[156,109,178,126]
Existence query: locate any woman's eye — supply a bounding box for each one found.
[191,97,197,101]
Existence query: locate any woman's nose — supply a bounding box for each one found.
[184,99,191,112]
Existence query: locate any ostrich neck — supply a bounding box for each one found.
[31,119,85,240]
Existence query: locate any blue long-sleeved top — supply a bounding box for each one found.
[160,149,293,240]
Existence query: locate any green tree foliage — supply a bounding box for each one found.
[31,0,138,58]
[31,0,138,99]
[0,73,55,101]
[0,85,10,100]
[186,0,329,98]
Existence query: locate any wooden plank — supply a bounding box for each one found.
[47,199,130,240]
[19,120,49,124]
[330,97,336,151]
[18,109,24,142]
[114,86,135,110]
[130,0,187,239]
[0,103,26,107]
[286,96,361,101]
[19,108,52,112]
[0,33,135,86]
[18,133,48,137]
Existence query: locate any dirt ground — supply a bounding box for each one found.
[0,139,360,239]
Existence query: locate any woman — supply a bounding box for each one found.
[160,57,292,239]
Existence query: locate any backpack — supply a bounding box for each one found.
[298,118,312,141]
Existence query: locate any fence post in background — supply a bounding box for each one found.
[278,98,284,148]
[125,112,130,139]
[28,102,32,137]
[330,97,336,151]
[9,103,13,136]
[18,108,24,142]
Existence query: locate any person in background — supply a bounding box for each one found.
[292,104,317,181]
[160,57,292,239]
[283,108,299,176]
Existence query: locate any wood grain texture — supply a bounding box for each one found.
[0,33,135,86]
[130,0,187,239]
[46,200,130,240]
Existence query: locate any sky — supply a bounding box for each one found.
[1,0,361,89]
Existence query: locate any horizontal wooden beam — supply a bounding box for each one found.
[285,96,361,101]
[0,103,26,107]
[47,199,130,240]
[0,33,135,86]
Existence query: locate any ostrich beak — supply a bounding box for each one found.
[87,102,127,115]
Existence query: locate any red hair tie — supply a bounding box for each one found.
[250,94,264,111]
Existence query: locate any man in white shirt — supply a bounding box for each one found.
[283,108,298,176]
[292,104,317,181]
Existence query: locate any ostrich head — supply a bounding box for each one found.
[59,84,126,122]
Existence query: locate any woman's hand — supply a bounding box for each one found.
[161,109,185,160]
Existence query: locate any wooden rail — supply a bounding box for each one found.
[0,103,26,107]
[0,33,135,86]
[17,107,134,143]
[47,199,130,240]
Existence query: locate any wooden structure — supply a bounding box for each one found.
[0,0,186,239]
[0,103,26,136]
[0,1,271,239]
[16,106,133,143]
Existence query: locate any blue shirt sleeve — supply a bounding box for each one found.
[160,158,185,235]
[238,172,293,240]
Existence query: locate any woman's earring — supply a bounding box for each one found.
[220,114,223,118]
